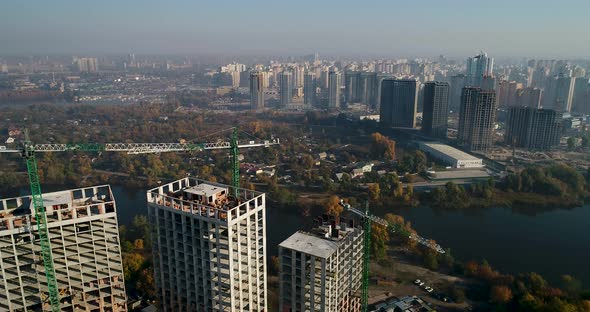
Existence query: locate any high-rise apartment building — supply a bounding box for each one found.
[279,215,363,312]
[328,70,342,109]
[379,79,418,128]
[279,71,293,107]
[250,71,265,110]
[497,80,523,107]
[572,77,590,114]
[304,72,317,106]
[0,185,127,311]
[515,87,543,108]
[147,179,267,311]
[505,107,562,150]
[543,74,575,112]
[458,87,497,152]
[449,74,467,111]
[344,71,361,103]
[75,57,99,73]
[422,81,450,139]
[466,52,493,87]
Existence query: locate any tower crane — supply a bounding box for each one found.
[339,200,445,312]
[0,127,279,311]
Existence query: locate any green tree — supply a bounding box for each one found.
[567,137,576,150]
[368,183,380,201]
[423,251,439,270]
[123,253,145,281]
[371,224,389,261]
[136,268,156,299]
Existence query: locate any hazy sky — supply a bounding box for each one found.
[1,0,589,58]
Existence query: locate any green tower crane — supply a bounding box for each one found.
[340,200,445,311]
[1,128,279,311]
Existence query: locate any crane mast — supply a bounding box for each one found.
[0,128,279,311]
[340,200,444,312]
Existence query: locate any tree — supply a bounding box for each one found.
[136,268,156,299]
[582,135,590,148]
[269,256,280,275]
[567,137,576,150]
[371,224,389,261]
[559,275,582,296]
[324,195,343,216]
[368,184,380,201]
[370,133,396,160]
[133,239,144,250]
[490,285,513,304]
[423,251,439,270]
[123,253,145,281]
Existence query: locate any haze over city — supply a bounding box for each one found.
[1,0,590,57]
[1,1,590,312]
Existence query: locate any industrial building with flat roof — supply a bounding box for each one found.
[0,185,127,311]
[419,142,483,168]
[147,178,267,311]
[279,215,364,312]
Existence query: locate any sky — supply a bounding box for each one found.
[1,0,589,58]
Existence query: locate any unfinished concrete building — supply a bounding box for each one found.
[147,178,267,311]
[279,215,364,312]
[0,185,127,311]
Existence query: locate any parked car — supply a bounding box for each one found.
[414,279,421,285]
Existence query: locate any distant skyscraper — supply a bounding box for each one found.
[304,72,317,106]
[293,66,305,88]
[505,107,562,150]
[360,72,378,109]
[497,80,524,107]
[345,71,361,103]
[279,71,293,107]
[76,57,98,72]
[543,74,575,112]
[279,215,363,312]
[449,74,467,111]
[466,52,494,87]
[328,70,342,109]
[379,79,418,128]
[458,87,497,152]
[572,77,590,114]
[250,71,265,110]
[422,81,450,139]
[515,87,542,108]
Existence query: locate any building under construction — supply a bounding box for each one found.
[278,215,364,312]
[147,178,267,311]
[0,185,127,311]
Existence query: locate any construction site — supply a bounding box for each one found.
[0,185,126,311]
[147,178,267,311]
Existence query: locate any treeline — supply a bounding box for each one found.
[501,164,588,200]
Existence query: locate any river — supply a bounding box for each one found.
[19,184,590,286]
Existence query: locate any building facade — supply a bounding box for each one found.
[505,107,563,150]
[466,52,493,87]
[379,79,418,128]
[422,81,450,139]
[250,71,265,110]
[328,70,342,109]
[543,74,575,112]
[279,215,363,312]
[279,71,293,107]
[147,179,267,312]
[0,185,126,311]
[458,87,497,152]
[304,72,317,107]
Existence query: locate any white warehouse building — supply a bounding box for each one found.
[418,142,484,168]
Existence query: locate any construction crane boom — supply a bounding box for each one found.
[1,128,279,311]
[339,200,444,312]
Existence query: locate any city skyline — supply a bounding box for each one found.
[1,1,590,58]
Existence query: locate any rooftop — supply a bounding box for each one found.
[147,178,264,223]
[279,231,340,259]
[279,214,359,259]
[420,142,481,161]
